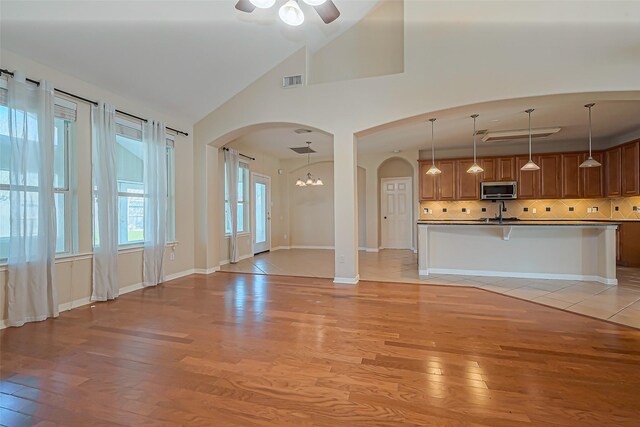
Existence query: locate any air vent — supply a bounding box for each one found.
[482,127,561,143]
[283,74,303,88]
[290,146,316,154]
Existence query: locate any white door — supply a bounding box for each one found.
[252,173,271,254]
[381,177,412,249]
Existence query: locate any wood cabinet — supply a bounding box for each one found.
[605,146,622,197]
[418,162,437,201]
[479,158,495,182]
[437,160,456,201]
[538,154,562,199]
[496,157,516,181]
[516,156,539,199]
[582,152,604,198]
[618,222,640,268]
[561,153,583,198]
[621,141,640,196]
[456,159,480,200]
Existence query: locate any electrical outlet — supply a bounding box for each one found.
[592,206,599,212]
[170,252,175,261]
[633,206,639,212]
[466,209,471,215]
[532,208,537,214]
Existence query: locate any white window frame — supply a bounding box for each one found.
[224,161,250,236]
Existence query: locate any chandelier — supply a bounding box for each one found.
[296,141,323,187]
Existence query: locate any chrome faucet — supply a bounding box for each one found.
[497,200,506,224]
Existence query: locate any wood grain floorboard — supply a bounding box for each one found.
[1,272,639,426]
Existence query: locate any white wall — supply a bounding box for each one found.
[0,50,195,323]
[193,1,640,281]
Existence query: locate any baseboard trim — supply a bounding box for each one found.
[334,275,360,285]
[425,268,618,285]
[271,246,290,251]
[290,245,335,250]
[193,266,219,275]
[164,269,196,282]
[365,248,379,253]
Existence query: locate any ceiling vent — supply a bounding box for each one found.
[482,127,561,143]
[290,146,316,154]
[283,74,304,88]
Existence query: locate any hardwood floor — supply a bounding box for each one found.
[1,272,639,426]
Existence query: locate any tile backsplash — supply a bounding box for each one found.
[420,196,640,221]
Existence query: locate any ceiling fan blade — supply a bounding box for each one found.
[235,0,256,13]
[314,0,340,24]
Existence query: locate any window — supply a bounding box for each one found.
[113,119,176,247]
[224,162,250,235]
[0,106,75,261]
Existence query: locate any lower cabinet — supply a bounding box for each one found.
[618,222,640,268]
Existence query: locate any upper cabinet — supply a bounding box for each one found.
[418,162,437,201]
[582,152,604,198]
[621,140,640,196]
[456,159,480,200]
[437,160,457,201]
[496,157,516,181]
[605,146,622,197]
[417,140,637,202]
[561,153,583,198]
[538,154,563,199]
[516,156,539,199]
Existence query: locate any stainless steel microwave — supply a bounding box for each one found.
[481,181,518,200]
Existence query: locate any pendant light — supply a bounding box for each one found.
[279,0,305,26]
[426,118,441,175]
[296,141,323,187]
[580,103,601,168]
[467,114,484,174]
[521,108,541,171]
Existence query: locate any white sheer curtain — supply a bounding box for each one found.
[7,71,58,327]
[91,102,118,301]
[143,120,167,287]
[224,148,240,263]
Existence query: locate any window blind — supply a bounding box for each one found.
[0,77,78,121]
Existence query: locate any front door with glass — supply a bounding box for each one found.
[252,173,271,254]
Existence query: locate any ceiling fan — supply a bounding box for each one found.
[235,0,340,26]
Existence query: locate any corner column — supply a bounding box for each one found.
[333,131,359,284]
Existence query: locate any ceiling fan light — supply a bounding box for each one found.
[426,164,441,175]
[279,0,305,26]
[302,0,327,5]
[521,160,541,171]
[250,0,276,8]
[580,156,602,168]
[466,162,484,174]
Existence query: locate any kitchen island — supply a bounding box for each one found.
[417,220,619,285]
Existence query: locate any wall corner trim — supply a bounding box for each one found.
[334,275,360,285]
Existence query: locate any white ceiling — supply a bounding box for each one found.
[0,0,379,123]
[358,93,640,156]
[230,93,640,160]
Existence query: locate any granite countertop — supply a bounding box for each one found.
[417,220,620,226]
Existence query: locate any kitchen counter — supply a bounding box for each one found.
[417,221,618,285]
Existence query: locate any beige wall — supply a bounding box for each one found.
[310,0,404,84]
[0,50,195,324]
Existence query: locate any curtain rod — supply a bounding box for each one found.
[222,147,256,161]
[0,68,189,137]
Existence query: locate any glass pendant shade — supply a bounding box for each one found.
[427,164,441,175]
[279,0,305,26]
[296,178,305,186]
[302,0,327,5]
[579,103,601,168]
[521,108,540,171]
[250,0,276,8]
[521,160,540,171]
[467,162,484,174]
[305,176,314,185]
[467,114,483,174]
[314,178,324,186]
[580,156,601,168]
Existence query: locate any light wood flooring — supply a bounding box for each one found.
[221,249,640,328]
[1,272,640,426]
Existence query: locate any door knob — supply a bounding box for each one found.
[384,216,387,219]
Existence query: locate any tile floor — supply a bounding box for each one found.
[220,249,640,329]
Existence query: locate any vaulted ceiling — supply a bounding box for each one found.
[0,0,379,123]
